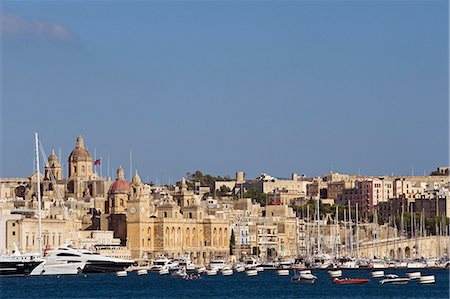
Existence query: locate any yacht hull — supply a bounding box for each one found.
[0,261,42,277]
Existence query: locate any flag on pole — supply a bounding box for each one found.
[94,159,101,166]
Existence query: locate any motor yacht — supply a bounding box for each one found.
[44,245,133,273]
[379,274,410,285]
[151,256,178,271]
[243,257,260,269]
[0,251,43,277]
[291,270,317,284]
[208,259,228,271]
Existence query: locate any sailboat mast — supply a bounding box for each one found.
[306,205,310,257]
[348,201,353,256]
[356,203,359,258]
[335,206,339,259]
[34,132,43,258]
[343,209,347,256]
[317,194,320,253]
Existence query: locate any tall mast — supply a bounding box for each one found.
[316,194,320,253]
[356,203,359,258]
[343,209,347,256]
[306,205,310,257]
[34,132,43,258]
[348,201,353,256]
[335,206,339,259]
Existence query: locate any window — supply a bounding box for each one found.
[164,212,167,218]
[12,231,15,236]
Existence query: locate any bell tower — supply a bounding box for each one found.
[44,149,62,180]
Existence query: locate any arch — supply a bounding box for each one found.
[397,247,403,260]
[224,228,228,247]
[213,228,217,246]
[192,228,196,247]
[389,249,395,260]
[171,227,175,247]
[186,228,190,246]
[165,227,169,246]
[405,247,411,259]
[177,227,181,246]
[81,165,85,173]
[219,228,223,247]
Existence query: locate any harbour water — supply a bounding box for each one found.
[1,269,448,299]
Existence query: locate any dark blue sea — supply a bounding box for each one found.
[1,269,449,299]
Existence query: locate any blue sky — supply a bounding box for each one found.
[1,1,448,182]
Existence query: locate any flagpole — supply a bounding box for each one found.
[100,155,103,178]
[107,156,110,180]
[94,148,97,174]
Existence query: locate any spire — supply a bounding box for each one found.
[76,135,84,148]
[117,166,125,180]
[180,177,187,189]
[132,169,141,185]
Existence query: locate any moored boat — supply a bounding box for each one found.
[418,275,435,284]
[277,269,290,276]
[333,278,369,285]
[292,272,317,284]
[379,274,410,285]
[328,269,342,278]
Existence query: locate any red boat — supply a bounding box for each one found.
[333,278,369,285]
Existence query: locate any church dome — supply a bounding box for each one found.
[68,135,92,162]
[109,166,131,194]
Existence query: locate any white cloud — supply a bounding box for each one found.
[1,10,71,40]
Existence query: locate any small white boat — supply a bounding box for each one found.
[277,269,290,276]
[136,269,148,276]
[159,267,169,275]
[246,269,258,276]
[418,275,435,284]
[407,272,421,279]
[255,266,264,272]
[206,269,218,276]
[292,272,317,284]
[116,270,127,277]
[221,269,233,276]
[328,269,342,278]
[407,261,427,269]
[197,267,206,274]
[234,265,245,272]
[379,275,410,285]
[371,270,385,278]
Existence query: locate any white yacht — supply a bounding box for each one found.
[243,257,260,269]
[173,256,196,270]
[43,245,133,273]
[208,259,228,270]
[151,256,179,271]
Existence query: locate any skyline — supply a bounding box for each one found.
[1,1,449,182]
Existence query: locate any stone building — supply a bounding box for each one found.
[127,174,230,264]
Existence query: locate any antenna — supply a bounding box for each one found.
[129,150,132,180]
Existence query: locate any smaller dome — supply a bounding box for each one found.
[108,166,131,194]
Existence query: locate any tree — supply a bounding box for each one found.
[230,229,235,255]
[243,188,267,206]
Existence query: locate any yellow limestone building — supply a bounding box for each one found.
[127,176,230,264]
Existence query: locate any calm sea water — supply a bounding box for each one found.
[1,269,449,299]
